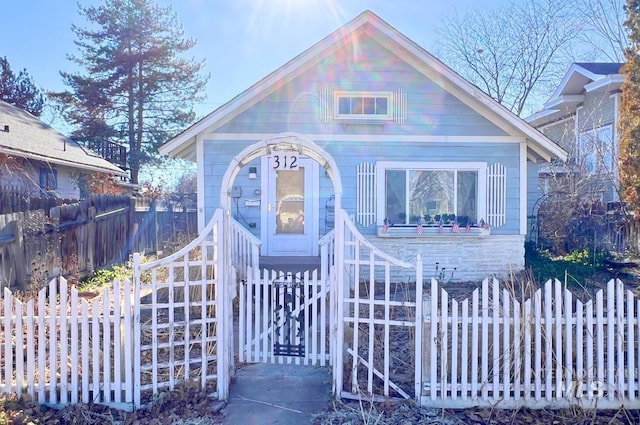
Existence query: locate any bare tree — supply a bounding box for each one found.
[434,0,582,116]
[575,0,628,62]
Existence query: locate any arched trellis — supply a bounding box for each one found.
[217,132,345,387]
[219,132,343,214]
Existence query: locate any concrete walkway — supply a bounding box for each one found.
[222,362,332,424]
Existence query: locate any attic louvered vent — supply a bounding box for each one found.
[319,86,332,123]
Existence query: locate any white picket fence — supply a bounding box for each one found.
[4,204,640,411]
[0,276,135,410]
[333,209,640,409]
[422,277,640,409]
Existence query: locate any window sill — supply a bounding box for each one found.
[336,118,391,126]
[377,225,491,237]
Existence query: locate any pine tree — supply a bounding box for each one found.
[0,57,45,117]
[53,0,208,183]
[619,0,640,219]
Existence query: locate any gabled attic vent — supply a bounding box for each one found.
[2,125,8,132]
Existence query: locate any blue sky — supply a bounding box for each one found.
[2,0,505,129]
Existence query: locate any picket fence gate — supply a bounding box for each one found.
[238,268,332,366]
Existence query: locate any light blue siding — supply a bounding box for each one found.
[215,38,506,137]
[202,139,522,237]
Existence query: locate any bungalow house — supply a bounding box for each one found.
[0,100,127,199]
[526,63,624,205]
[159,10,566,281]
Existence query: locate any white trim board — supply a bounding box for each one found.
[200,133,525,143]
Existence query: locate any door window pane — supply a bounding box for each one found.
[276,167,305,234]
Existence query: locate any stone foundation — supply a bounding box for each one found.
[365,234,525,282]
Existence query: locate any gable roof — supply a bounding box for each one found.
[159,10,566,163]
[550,62,624,99]
[0,100,126,176]
[526,62,625,127]
[575,62,624,76]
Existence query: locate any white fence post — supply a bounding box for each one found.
[415,255,423,402]
[133,252,142,408]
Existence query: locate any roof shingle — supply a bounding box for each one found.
[0,100,126,176]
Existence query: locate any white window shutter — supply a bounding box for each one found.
[356,162,376,227]
[486,162,506,228]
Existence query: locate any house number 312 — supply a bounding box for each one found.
[271,153,298,170]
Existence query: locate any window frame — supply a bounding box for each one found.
[376,161,487,227]
[576,124,614,175]
[333,91,394,121]
[39,168,58,191]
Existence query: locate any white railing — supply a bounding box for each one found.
[335,208,419,401]
[134,208,225,406]
[319,228,335,279]
[230,217,261,282]
[422,278,640,409]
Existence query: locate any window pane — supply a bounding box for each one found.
[352,97,364,114]
[385,170,406,224]
[598,127,614,172]
[457,171,477,224]
[338,97,350,115]
[375,97,388,115]
[363,97,375,114]
[578,131,598,173]
[409,170,454,222]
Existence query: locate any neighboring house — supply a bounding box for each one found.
[0,100,127,199]
[159,11,566,281]
[526,63,624,206]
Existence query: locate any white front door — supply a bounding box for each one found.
[262,154,319,256]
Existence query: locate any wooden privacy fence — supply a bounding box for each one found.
[0,196,133,290]
[0,195,197,290]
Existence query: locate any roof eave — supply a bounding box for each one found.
[0,146,127,176]
[159,15,373,159]
[584,74,624,93]
[550,63,602,99]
